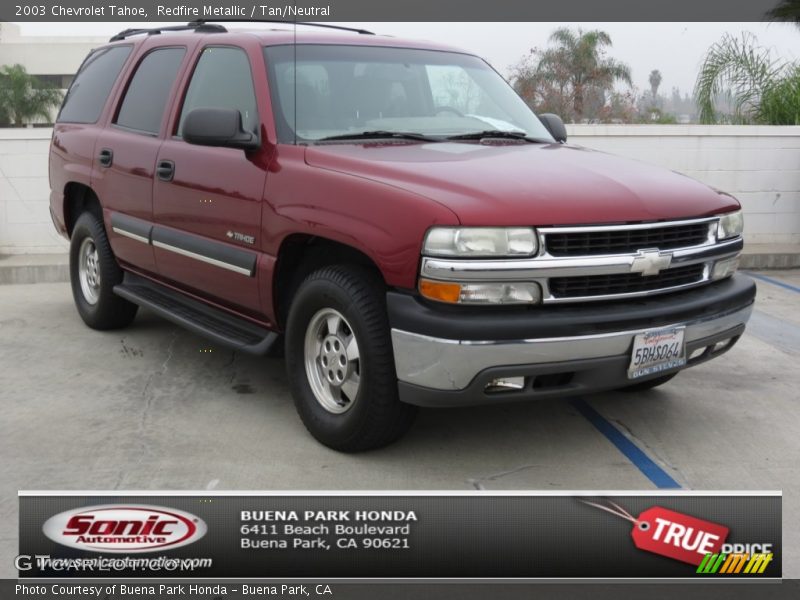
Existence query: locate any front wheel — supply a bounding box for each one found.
[285,265,416,452]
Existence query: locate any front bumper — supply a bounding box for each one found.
[389,274,756,407]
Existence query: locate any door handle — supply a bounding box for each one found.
[98,148,113,167]
[156,160,175,182]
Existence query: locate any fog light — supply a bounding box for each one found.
[485,377,525,393]
[689,347,707,360]
[712,256,740,280]
[712,339,733,353]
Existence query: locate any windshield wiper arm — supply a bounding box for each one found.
[445,130,551,143]
[315,130,440,143]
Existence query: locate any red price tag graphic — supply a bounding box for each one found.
[581,500,729,566]
[633,506,729,566]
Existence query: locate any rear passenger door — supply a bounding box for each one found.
[94,46,186,276]
[152,45,267,317]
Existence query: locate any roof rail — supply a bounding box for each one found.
[109,22,227,42]
[189,19,375,35]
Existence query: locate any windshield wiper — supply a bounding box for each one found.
[315,131,440,143]
[445,130,551,144]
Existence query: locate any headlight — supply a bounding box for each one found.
[717,210,743,240]
[419,279,542,305]
[423,227,538,257]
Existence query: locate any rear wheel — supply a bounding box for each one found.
[285,265,416,452]
[69,212,138,330]
[621,373,678,392]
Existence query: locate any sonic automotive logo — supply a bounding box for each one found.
[42,505,207,553]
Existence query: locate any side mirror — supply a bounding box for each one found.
[538,113,567,143]
[182,108,260,151]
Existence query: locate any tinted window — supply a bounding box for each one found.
[115,48,185,134]
[178,47,258,136]
[58,46,132,124]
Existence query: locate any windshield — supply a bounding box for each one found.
[263,44,554,143]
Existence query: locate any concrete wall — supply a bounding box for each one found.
[567,124,800,246]
[0,125,798,254]
[0,128,66,254]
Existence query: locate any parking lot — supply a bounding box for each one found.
[1,270,799,576]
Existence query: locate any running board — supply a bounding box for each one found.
[114,273,278,355]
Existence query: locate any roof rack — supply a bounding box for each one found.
[109,19,374,43]
[189,19,375,35]
[109,22,227,42]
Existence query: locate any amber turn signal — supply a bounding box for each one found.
[419,279,462,304]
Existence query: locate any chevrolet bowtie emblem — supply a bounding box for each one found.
[630,249,672,276]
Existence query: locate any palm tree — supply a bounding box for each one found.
[536,28,632,120]
[649,69,662,101]
[694,33,799,124]
[0,64,63,127]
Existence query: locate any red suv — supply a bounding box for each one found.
[49,21,755,451]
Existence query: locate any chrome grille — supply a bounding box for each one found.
[545,222,711,256]
[420,216,743,304]
[549,264,706,299]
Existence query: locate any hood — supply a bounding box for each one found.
[305,142,739,226]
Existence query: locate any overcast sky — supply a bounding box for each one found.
[13,21,800,94]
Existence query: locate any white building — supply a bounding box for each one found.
[0,23,106,121]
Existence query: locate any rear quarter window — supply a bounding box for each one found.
[58,45,132,124]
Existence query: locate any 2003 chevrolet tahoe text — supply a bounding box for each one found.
[49,21,756,451]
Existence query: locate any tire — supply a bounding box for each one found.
[285,265,416,451]
[621,373,678,392]
[69,211,138,330]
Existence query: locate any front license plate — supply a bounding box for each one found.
[628,326,686,380]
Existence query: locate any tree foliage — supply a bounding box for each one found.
[648,70,662,101]
[511,27,632,122]
[0,64,63,127]
[766,0,800,26]
[759,66,800,124]
[694,33,800,124]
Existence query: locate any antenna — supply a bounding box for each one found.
[293,17,297,146]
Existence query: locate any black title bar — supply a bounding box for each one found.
[2,1,793,22]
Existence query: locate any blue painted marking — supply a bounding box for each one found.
[745,272,800,295]
[571,398,682,489]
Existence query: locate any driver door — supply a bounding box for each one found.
[152,45,269,317]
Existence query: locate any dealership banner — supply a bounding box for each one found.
[18,492,781,579]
